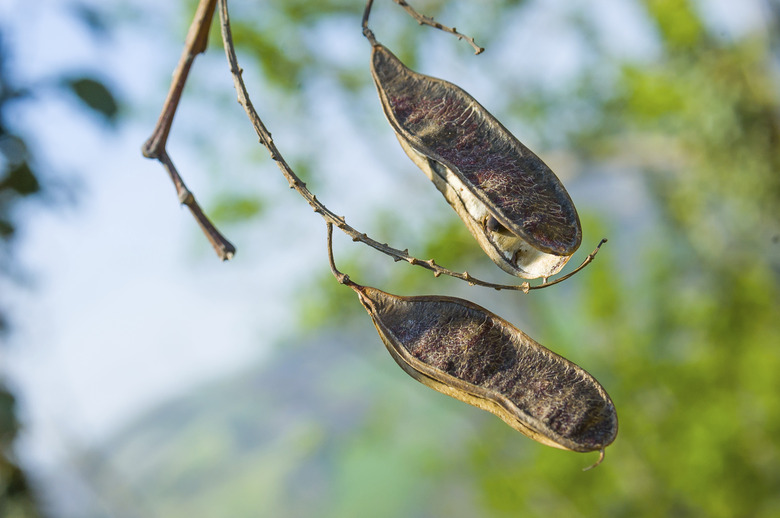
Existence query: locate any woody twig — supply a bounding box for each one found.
[142,0,235,260]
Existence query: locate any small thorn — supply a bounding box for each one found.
[178,190,194,205]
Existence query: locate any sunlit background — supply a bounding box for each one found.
[2,0,779,516]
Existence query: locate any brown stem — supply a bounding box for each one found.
[158,151,236,260]
[142,0,235,261]
[583,448,606,471]
[391,0,484,54]
[218,0,600,289]
[326,222,355,287]
[535,239,608,290]
[142,0,217,158]
[361,0,379,46]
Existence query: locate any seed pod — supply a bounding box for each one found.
[352,283,617,455]
[370,43,582,279]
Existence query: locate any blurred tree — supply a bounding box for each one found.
[0,11,119,517]
[1,25,46,518]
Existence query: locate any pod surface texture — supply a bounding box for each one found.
[356,285,617,453]
[371,44,581,257]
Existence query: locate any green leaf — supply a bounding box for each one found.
[643,0,705,50]
[210,196,265,223]
[62,76,119,122]
[0,162,40,196]
[0,218,13,238]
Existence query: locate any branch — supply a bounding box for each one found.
[217,0,601,292]
[142,0,215,157]
[392,0,484,55]
[326,222,352,287]
[362,0,484,54]
[537,239,608,289]
[157,151,235,259]
[142,0,235,261]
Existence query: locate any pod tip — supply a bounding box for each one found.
[582,449,606,472]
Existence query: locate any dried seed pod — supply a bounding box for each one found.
[370,43,582,279]
[351,283,617,456]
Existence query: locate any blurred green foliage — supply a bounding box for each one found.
[209,195,264,224]
[61,76,120,123]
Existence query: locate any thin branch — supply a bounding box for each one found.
[537,239,608,289]
[326,222,353,287]
[361,0,379,45]
[158,151,235,259]
[391,0,484,55]
[217,0,600,291]
[142,0,216,158]
[141,0,235,261]
[362,0,484,54]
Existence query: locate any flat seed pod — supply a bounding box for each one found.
[370,43,582,279]
[353,284,617,454]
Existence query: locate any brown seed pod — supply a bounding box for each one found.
[370,42,582,280]
[350,283,617,458]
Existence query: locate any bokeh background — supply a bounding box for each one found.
[2,0,779,516]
